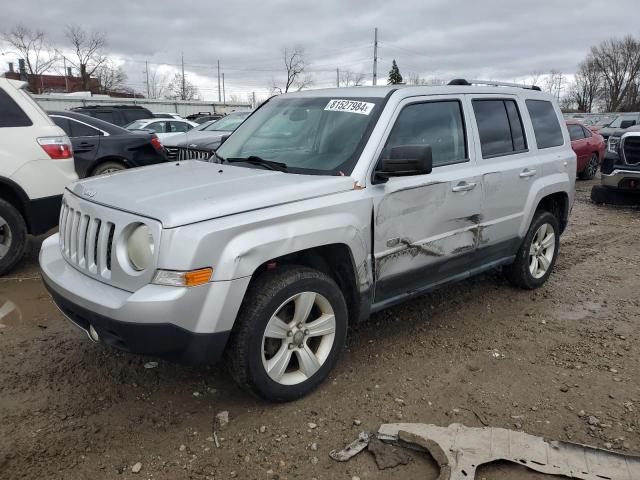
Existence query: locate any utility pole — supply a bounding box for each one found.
[181,52,186,100]
[145,61,150,98]
[63,55,69,93]
[222,72,226,105]
[217,60,221,102]
[336,68,340,88]
[372,27,378,86]
[252,91,256,109]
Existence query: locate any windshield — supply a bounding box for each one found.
[608,114,637,128]
[202,113,249,132]
[215,96,383,175]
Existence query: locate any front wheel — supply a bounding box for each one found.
[579,153,599,180]
[226,266,348,402]
[0,199,27,276]
[504,211,560,289]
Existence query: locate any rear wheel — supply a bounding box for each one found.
[579,153,599,180]
[92,161,126,176]
[226,266,348,402]
[504,211,560,289]
[0,199,27,276]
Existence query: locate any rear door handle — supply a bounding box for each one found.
[452,181,477,192]
[519,168,537,178]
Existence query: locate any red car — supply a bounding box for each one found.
[566,120,605,180]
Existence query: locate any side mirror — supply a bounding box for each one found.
[374,145,433,183]
[620,120,636,129]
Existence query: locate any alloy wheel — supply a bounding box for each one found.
[586,154,598,178]
[528,223,555,279]
[261,291,336,386]
[0,216,13,259]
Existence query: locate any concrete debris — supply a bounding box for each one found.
[215,411,229,428]
[330,423,640,479]
[131,462,142,473]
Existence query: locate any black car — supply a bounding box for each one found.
[70,105,154,127]
[48,110,167,178]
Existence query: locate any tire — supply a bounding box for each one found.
[226,266,348,402]
[504,211,560,289]
[0,199,27,276]
[591,184,640,206]
[579,153,599,180]
[92,161,126,176]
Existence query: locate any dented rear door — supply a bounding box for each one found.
[371,95,484,304]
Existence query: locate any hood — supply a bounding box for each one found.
[608,125,640,139]
[69,161,355,228]
[162,130,226,149]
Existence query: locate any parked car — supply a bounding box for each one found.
[48,111,168,178]
[185,112,223,123]
[152,112,184,120]
[124,118,198,140]
[70,105,154,127]
[592,127,640,204]
[163,111,251,160]
[41,81,575,401]
[566,120,605,180]
[0,78,77,274]
[597,112,639,143]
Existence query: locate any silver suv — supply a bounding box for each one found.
[40,81,575,401]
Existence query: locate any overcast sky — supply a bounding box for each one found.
[1,0,639,102]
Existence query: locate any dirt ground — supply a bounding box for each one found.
[1,177,639,480]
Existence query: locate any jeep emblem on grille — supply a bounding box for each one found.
[83,189,96,198]
[189,144,198,148]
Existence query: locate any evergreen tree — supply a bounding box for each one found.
[387,60,403,85]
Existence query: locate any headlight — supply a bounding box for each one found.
[126,224,154,271]
[607,137,619,154]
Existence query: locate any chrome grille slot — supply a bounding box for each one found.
[59,204,115,279]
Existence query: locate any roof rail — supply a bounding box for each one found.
[448,78,542,91]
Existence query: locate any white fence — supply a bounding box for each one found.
[33,95,252,116]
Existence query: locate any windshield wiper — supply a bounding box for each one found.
[225,156,288,172]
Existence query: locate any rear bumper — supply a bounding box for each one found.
[27,194,62,235]
[601,169,640,191]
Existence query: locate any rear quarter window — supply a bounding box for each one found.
[0,88,33,127]
[526,100,564,149]
[122,109,152,123]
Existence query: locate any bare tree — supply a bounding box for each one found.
[271,47,313,94]
[568,57,601,112]
[147,68,168,99]
[64,25,107,91]
[166,73,199,100]
[94,59,127,93]
[339,70,365,87]
[2,24,57,75]
[590,35,640,111]
[527,71,544,88]
[544,70,565,101]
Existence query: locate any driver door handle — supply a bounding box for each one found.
[452,181,477,192]
[519,168,537,178]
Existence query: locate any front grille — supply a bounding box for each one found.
[622,136,640,165]
[165,146,211,161]
[59,201,115,279]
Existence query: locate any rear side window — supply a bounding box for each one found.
[51,116,72,136]
[71,120,100,137]
[0,88,33,127]
[122,109,151,123]
[93,111,117,124]
[567,124,585,141]
[526,100,564,149]
[384,100,467,167]
[472,99,527,158]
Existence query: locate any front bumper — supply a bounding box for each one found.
[601,169,640,191]
[40,234,250,363]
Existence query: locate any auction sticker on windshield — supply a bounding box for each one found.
[324,99,375,115]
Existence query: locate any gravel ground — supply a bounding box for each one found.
[1,177,639,480]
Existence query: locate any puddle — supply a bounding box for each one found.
[0,277,57,328]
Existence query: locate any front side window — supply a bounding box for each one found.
[0,88,33,128]
[146,121,166,133]
[383,100,467,167]
[526,100,564,149]
[169,121,191,133]
[216,97,384,175]
[473,99,527,158]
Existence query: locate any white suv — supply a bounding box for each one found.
[0,78,77,274]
